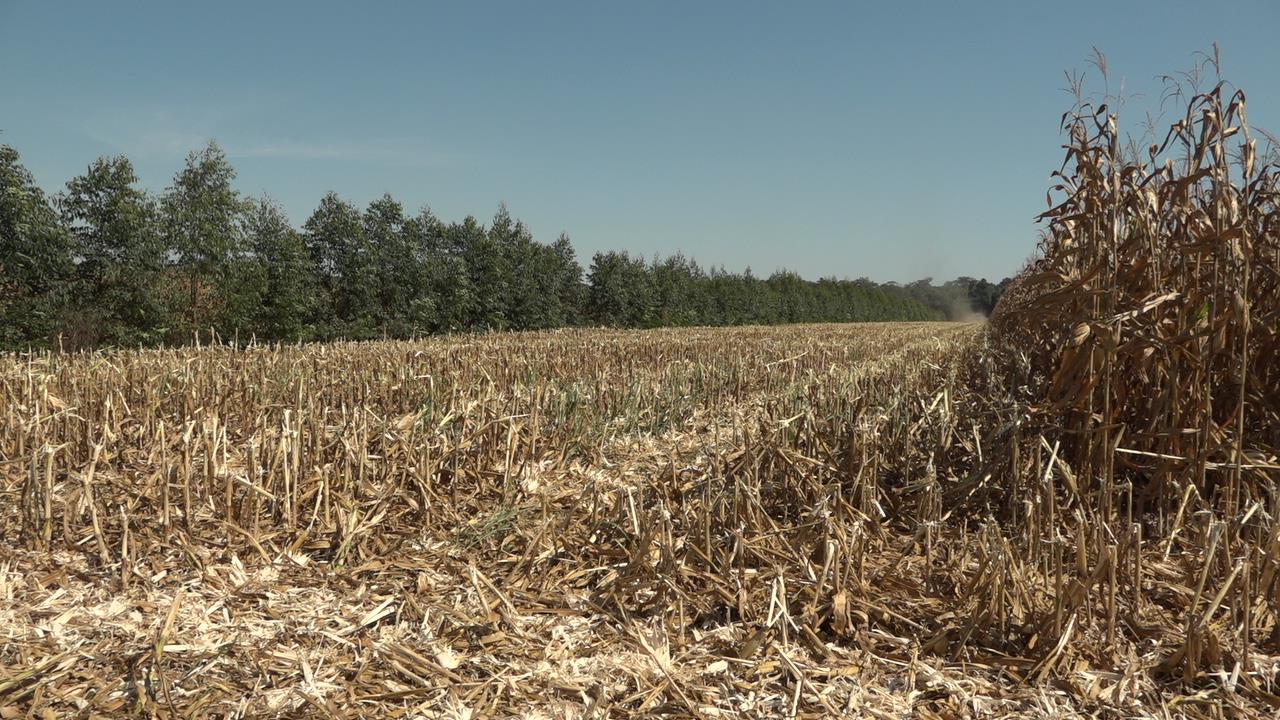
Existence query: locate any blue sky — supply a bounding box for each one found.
[3,1,1278,282]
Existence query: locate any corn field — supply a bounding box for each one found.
[2,318,1275,718]
[3,61,1280,719]
[1,324,986,717]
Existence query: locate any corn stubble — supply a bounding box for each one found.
[3,69,1280,720]
[3,323,992,718]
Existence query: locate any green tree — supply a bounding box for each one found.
[487,204,523,326]
[501,221,546,330]
[456,215,506,330]
[399,209,440,335]
[245,197,316,341]
[0,144,71,348]
[767,270,807,323]
[651,253,707,326]
[415,207,470,332]
[551,232,585,326]
[365,194,435,336]
[161,142,252,339]
[495,208,572,331]
[303,192,373,338]
[58,156,166,347]
[587,250,653,327]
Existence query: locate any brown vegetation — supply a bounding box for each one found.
[4,324,1003,718]
[3,55,1280,720]
[990,51,1280,698]
[2,313,1276,718]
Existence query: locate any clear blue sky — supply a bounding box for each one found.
[3,1,1278,282]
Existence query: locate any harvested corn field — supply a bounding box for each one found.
[2,319,1277,718]
[0,322,980,719]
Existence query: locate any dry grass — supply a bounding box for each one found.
[0,323,1002,717]
[2,317,1276,718]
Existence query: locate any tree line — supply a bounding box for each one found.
[2,140,1007,350]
